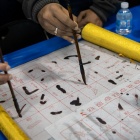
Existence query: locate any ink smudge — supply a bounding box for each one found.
[50,111,62,115]
[70,97,81,106]
[126,93,129,95]
[120,93,123,95]
[116,71,119,73]
[118,103,123,110]
[95,56,100,60]
[22,86,39,95]
[96,117,106,124]
[40,101,47,104]
[64,55,78,59]
[83,61,91,65]
[116,75,123,79]
[108,79,117,85]
[78,79,81,82]
[28,69,33,73]
[52,61,57,64]
[56,85,66,93]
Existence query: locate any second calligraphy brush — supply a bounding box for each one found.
[65,0,86,85]
[0,47,22,117]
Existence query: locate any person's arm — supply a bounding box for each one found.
[90,0,123,23]
[17,0,59,22]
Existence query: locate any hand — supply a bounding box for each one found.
[37,3,81,43]
[77,9,103,28]
[0,63,12,85]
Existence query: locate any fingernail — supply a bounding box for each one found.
[9,74,13,80]
[70,40,75,44]
[6,65,11,71]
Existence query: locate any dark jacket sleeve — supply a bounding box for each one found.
[17,0,59,22]
[90,0,124,22]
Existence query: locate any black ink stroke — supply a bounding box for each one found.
[41,94,45,100]
[64,55,78,59]
[28,69,33,73]
[0,100,5,103]
[50,111,62,115]
[40,101,47,104]
[56,85,66,93]
[116,75,123,79]
[41,70,45,72]
[95,56,100,60]
[83,61,91,65]
[70,97,81,106]
[96,117,106,124]
[118,103,123,110]
[22,86,39,95]
[41,78,44,81]
[51,61,57,64]
[108,79,117,85]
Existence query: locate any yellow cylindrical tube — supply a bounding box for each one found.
[82,23,140,62]
[0,106,29,140]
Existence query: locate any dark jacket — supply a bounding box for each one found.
[18,0,123,23]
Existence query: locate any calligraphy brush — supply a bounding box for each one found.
[65,0,86,85]
[0,47,22,117]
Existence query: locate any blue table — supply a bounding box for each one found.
[0,5,140,140]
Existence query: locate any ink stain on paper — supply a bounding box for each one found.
[22,86,39,95]
[56,85,66,93]
[118,103,123,110]
[95,56,100,60]
[108,79,117,85]
[64,55,78,59]
[70,97,81,106]
[50,111,62,115]
[96,117,106,124]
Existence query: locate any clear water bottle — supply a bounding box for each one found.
[116,2,132,35]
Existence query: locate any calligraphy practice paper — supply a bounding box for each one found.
[0,41,140,139]
[46,74,140,140]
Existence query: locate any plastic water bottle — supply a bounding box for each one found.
[116,2,132,35]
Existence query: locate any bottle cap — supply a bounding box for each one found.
[121,2,129,8]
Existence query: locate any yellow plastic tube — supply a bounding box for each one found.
[82,23,140,62]
[0,106,29,140]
